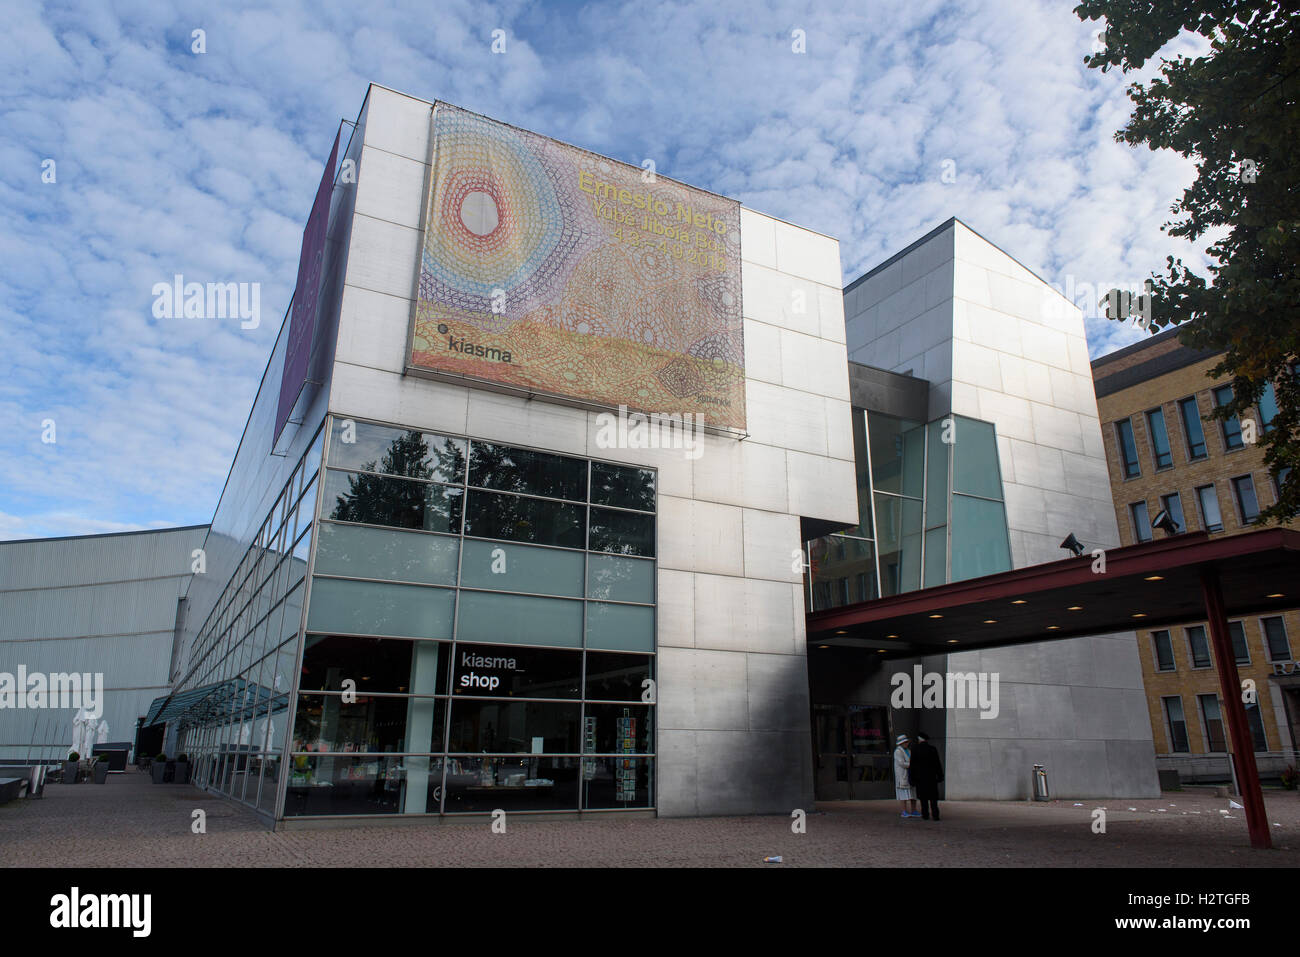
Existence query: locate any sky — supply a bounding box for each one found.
[0,0,1214,540]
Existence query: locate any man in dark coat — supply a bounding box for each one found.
[910,731,944,821]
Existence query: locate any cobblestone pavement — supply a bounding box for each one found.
[3,768,1296,867]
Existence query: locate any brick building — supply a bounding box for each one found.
[1092,326,1298,783]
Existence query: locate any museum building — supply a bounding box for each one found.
[1,83,1161,824]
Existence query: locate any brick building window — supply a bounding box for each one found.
[1178,397,1208,460]
[1162,696,1190,753]
[1116,418,1141,478]
[1196,484,1223,533]
[1151,630,1175,672]
[1261,617,1292,662]
[1146,407,1173,469]
[1185,625,1211,669]
[1213,386,1244,450]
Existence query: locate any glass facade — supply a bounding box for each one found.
[286,417,657,817]
[171,422,326,817]
[806,410,1011,610]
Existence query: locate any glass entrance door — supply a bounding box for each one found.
[813,703,894,800]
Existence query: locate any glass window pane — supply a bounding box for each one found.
[585,652,653,702]
[583,703,653,753]
[1262,617,1291,661]
[322,469,463,533]
[588,507,655,557]
[443,757,578,813]
[953,416,1003,499]
[586,555,654,603]
[1163,697,1189,753]
[807,536,876,609]
[460,539,584,597]
[292,694,446,753]
[586,602,654,651]
[925,420,949,527]
[583,756,652,809]
[1233,475,1259,524]
[283,754,426,817]
[591,462,656,511]
[1228,620,1250,664]
[305,577,455,639]
[867,413,924,497]
[852,410,875,532]
[923,526,947,587]
[1152,631,1174,671]
[1259,381,1278,432]
[949,496,1011,583]
[1197,485,1223,532]
[469,442,587,502]
[452,643,582,699]
[463,490,584,548]
[1146,408,1172,469]
[1186,625,1211,668]
[1130,501,1152,543]
[456,591,583,647]
[1245,703,1268,751]
[874,494,922,596]
[1116,419,1141,478]
[1160,493,1185,533]
[1179,397,1208,459]
[1199,695,1226,752]
[328,420,466,484]
[447,699,581,753]
[1214,386,1243,448]
[314,522,459,585]
[300,635,450,695]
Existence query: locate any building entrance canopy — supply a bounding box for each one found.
[807,527,1300,850]
[808,529,1300,654]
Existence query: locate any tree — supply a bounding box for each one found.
[1076,0,1299,523]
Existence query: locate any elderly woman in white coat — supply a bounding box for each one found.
[894,733,919,818]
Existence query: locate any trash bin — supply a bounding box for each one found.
[1032,764,1050,801]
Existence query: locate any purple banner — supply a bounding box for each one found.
[275,130,340,447]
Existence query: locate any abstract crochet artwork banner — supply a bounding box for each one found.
[407,103,745,430]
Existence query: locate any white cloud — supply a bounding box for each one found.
[0,0,1217,537]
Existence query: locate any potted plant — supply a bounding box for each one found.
[174,753,189,784]
[1281,764,1298,791]
[152,753,168,784]
[64,751,80,783]
[92,754,110,784]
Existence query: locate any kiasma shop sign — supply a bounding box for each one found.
[404,102,746,431]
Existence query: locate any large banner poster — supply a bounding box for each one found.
[407,103,745,430]
[276,130,340,446]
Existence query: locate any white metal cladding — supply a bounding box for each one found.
[0,525,209,760]
[0,579,191,641]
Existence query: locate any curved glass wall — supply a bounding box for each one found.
[282,416,657,818]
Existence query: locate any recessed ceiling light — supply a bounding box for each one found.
[1067,606,1083,611]
[947,639,959,644]
[835,630,847,635]
[1267,593,1285,598]
[818,645,829,649]
[1011,600,1027,605]
[886,634,899,639]
[983,619,997,624]
[1046,625,1060,631]
[929,614,943,619]
[1144,575,1164,581]
[1132,613,1147,618]
[877,649,886,653]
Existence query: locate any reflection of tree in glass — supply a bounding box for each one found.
[329,432,464,534]
[592,463,655,511]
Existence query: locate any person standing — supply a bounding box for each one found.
[893,733,918,818]
[911,731,944,821]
